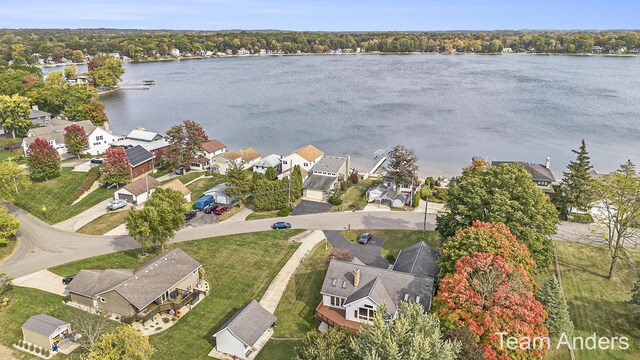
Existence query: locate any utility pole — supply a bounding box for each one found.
[423,197,429,233]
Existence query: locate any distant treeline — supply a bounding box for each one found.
[1,29,639,63]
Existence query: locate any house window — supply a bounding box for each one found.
[304,162,308,167]
[96,135,104,141]
[358,307,375,322]
[100,297,106,303]
[283,160,288,165]
[330,296,345,307]
[187,285,192,291]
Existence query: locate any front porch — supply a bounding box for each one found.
[315,302,361,332]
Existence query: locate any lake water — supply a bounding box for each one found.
[94,55,640,177]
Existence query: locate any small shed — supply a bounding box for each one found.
[213,300,276,359]
[160,179,192,202]
[204,183,236,205]
[22,314,71,352]
[114,176,161,204]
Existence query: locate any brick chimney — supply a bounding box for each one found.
[353,268,360,287]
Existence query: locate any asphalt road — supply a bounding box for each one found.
[0,205,437,278]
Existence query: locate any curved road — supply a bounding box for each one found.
[0,204,437,277]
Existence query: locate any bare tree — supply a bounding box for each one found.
[71,309,116,351]
[386,145,419,187]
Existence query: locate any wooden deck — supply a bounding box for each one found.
[315,302,361,332]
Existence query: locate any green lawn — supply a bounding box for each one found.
[339,230,442,260]
[0,236,18,262]
[332,178,375,212]
[13,168,114,224]
[554,242,640,360]
[246,210,280,221]
[186,176,226,199]
[163,171,205,185]
[49,230,303,360]
[256,340,300,360]
[273,243,331,338]
[76,210,129,235]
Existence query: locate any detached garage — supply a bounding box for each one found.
[114,176,161,204]
[22,314,71,352]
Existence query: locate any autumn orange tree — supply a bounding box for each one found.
[438,221,537,277]
[435,253,548,360]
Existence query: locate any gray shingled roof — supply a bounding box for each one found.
[125,145,155,167]
[22,314,69,336]
[213,300,276,347]
[491,161,556,183]
[393,242,440,278]
[254,154,281,168]
[321,259,435,311]
[345,277,398,313]
[66,249,202,310]
[310,156,346,174]
[29,109,51,119]
[303,174,337,192]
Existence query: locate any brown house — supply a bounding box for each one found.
[125,145,155,180]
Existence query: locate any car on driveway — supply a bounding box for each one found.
[185,210,197,221]
[203,203,217,214]
[272,222,292,230]
[175,166,191,175]
[106,199,127,211]
[90,157,104,164]
[358,233,372,244]
[213,205,229,215]
[61,275,75,285]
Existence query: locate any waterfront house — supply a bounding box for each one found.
[125,145,155,180]
[201,139,227,159]
[280,144,324,175]
[490,157,556,194]
[190,156,211,171]
[212,300,276,359]
[160,179,192,202]
[252,154,282,174]
[317,243,437,331]
[111,128,170,162]
[211,151,242,174]
[114,175,161,204]
[302,155,349,201]
[28,106,52,126]
[22,314,71,353]
[66,249,205,322]
[239,148,262,168]
[22,118,121,156]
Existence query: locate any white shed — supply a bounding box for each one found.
[213,300,276,359]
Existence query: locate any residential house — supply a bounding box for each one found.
[204,183,236,205]
[302,156,349,201]
[22,314,71,353]
[317,242,438,331]
[111,129,170,162]
[239,148,262,168]
[190,156,211,171]
[366,177,412,208]
[211,151,242,174]
[22,118,121,156]
[171,48,181,57]
[253,154,282,174]
[66,249,205,321]
[201,139,227,160]
[212,300,276,359]
[125,145,155,180]
[280,144,324,177]
[491,157,556,193]
[114,176,161,204]
[28,106,52,126]
[160,179,192,202]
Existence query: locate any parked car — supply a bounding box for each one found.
[358,233,372,244]
[61,275,75,285]
[203,203,217,214]
[175,166,191,175]
[90,157,104,164]
[185,210,197,221]
[272,222,292,230]
[213,205,229,215]
[194,195,215,210]
[106,199,127,211]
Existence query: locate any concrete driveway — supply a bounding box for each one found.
[12,270,67,295]
[323,230,389,268]
[54,197,118,232]
[292,200,333,216]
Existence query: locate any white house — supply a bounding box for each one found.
[160,179,192,203]
[201,139,227,160]
[213,300,276,359]
[114,176,161,204]
[280,144,324,176]
[302,156,349,201]
[22,119,122,156]
[171,48,181,57]
[111,128,170,162]
[253,154,282,174]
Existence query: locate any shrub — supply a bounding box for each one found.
[420,186,431,200]
[45,349,50,357]
[17,339,22,347]
[339,181,347,191]
[36,346,41,354]
[162,317,171,324]
[277,207,292,216]
[326,247,352,265]
[385,254,396,264]
[349,171,359,184]
[29,343,34,351]
[412,191,420,207]
[569,213,593,224]
[328,197,343,206]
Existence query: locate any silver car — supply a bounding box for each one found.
[106,199,127,211]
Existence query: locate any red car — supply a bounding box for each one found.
[213,205,229,215]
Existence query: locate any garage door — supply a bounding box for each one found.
[303,189,324,202]
[118,193,135,203]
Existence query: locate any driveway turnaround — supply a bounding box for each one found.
[323,230,389,268]
[12,270,66,296]
[291,200,333,216]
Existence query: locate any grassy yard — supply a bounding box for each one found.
[49,230,303,360]
[256,340,300,360]
[246,210,280,221]
[0,236,18,262]
[340,230,442,259]
[164,171,206,185]
[13,168,114,224]
[554,241,640,360]
[186,176,226,199]
[332,178,376,212]
[76,210,130,235]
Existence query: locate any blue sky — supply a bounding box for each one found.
[0,0,637,30]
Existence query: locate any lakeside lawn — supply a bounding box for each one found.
[48,230,303,360]
[554,241,640,360]
[76,210,130,235]
[339,229,442,259]
[14,168,114,224]
[332,178,376,212]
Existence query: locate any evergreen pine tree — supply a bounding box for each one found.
[561,139,594,214]
[538,276,574,337]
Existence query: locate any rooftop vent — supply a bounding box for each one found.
[342,281,347,289]
[331,278,337,286]
[403,294,409,301]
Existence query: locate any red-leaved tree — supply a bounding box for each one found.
[438,221,537,278]
[84,98,108,126]
[435,253,548,360]
[27,138,61,181]
[100,148,130,186]
[64,124,89,159]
